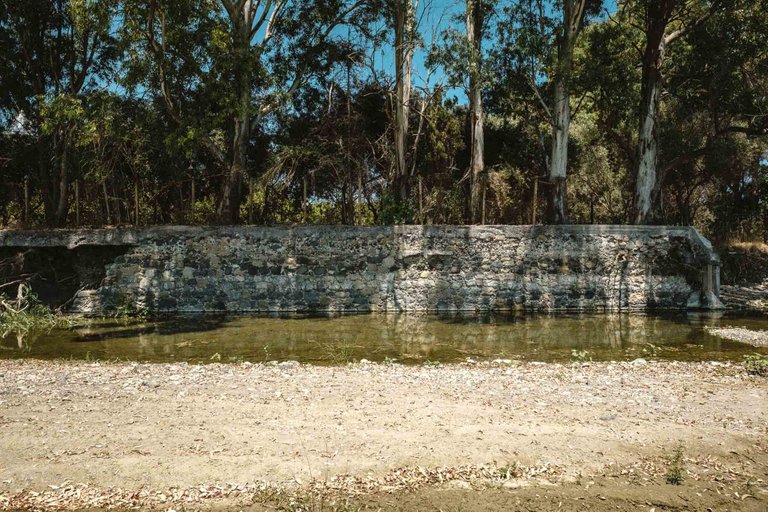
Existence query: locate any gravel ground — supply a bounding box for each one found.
[0,359,767,511]
[707,326,768,347]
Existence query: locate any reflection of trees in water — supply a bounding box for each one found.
[3,313,765,362]
[0,330,38,352]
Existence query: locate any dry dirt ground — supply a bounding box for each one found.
[0,359,766,511]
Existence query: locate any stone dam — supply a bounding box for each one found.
[0,225,723,313]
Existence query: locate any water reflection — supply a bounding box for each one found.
[1,312,767,364]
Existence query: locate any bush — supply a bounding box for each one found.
[743,353,768,376]
[0,284,70,334]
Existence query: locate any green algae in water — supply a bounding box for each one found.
[1,312,767,365]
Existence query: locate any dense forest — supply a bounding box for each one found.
[0,0,766,242]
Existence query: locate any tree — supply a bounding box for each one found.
[429,0,493,223]
[0,0,118,226]
[123,0,378,224]
[494,0,600,224]
[548,0,592,224]
[629,0,724,224]
[466,0,486,224]
[391,0,417,204]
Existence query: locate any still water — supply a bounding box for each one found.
[2,313,767,364]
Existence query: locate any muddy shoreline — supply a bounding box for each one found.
[1,360,766,510]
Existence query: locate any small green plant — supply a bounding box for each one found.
[423,359,440,367]
[571,349,591,362]
[320,342,354,365]
[664,443,685,485]
[111,302,148,320]
[383,356,397,365]
[743,353,768,376]
[0,284,71,335]
[495,462,520,480]
[642,343,661,357]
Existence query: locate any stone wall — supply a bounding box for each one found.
[0,225,723,313]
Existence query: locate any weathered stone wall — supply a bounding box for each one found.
[0,225,723,313]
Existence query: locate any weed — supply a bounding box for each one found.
[571,349,591,362]
[495,462,521,480]
[383,356,398,365]
[320,342,354,365]
[664,442,685,485]
[743,353,768,376]
[0,284,72,335]
[642,343,661,357]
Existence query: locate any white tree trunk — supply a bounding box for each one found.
[394,0,415,202]
[633,77,662,224]
[549,79,569,224]
[467,0,485,224]
[632,1,674,225]
[547,0,585,225]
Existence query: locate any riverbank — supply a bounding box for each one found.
[1,360,766,510]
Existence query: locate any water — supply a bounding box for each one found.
[2,312,767,365]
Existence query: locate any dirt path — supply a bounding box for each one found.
[1,360,766,510]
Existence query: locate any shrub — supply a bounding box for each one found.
[743,353,768,376]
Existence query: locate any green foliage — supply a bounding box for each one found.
[378,190,414,225]
[0,0,766,236]
[0,285,70,335]
[570,349,591,362]
[664,443,685,485]
[743,354,768,377]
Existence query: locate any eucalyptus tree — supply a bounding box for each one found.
[651,0,768,234]
[0,0,119,226]
[465,0,486,223]
[429,1,494,223]
[627,0,727,224]
[494,0,601,224]
[388,0,418,204]
[122,0,380,224]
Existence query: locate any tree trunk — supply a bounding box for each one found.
[53,138,70,227]
[217,98,249,224]
[467,0,485,225]
[23,175,29,225]
[215,5,256,225]
[75,180,80,226]
[133,173,140,226]
[103,180,111,225]
[763,204,768,245]
[549,78,570,224]
[547,1,585,225]
[632,0,676,224]
[393,0,415,204]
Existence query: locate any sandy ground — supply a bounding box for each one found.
[0,359,767,511]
